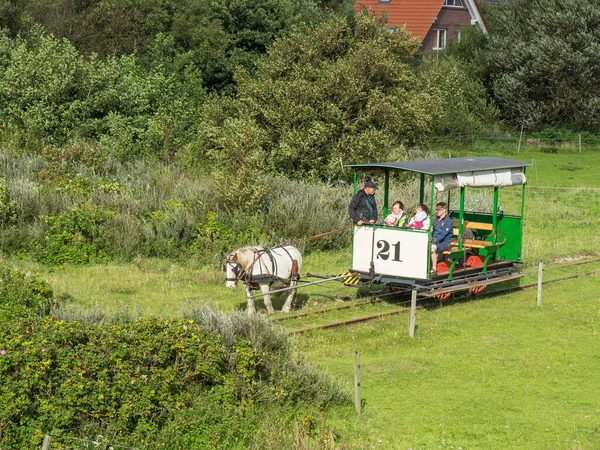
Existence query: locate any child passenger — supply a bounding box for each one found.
[407,204,430,230]
[384,201,407,227]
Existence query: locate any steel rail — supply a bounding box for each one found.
[270,299,382,322]
[287,307,418,334]
[284,268,600,334]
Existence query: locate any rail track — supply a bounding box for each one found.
[270,257,600,334]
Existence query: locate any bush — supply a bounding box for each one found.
[0,178,17,226]
[0,265,54,321]
[0,29,206,160]
[0,314,349,449]
[32,205,113,265]
[483,0,600,130]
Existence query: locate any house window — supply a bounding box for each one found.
[378,0,391,3]
[443,0,463,6]
[388,26,397,32]
[433,29,446,50]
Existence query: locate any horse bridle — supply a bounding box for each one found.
[224,254,243,282]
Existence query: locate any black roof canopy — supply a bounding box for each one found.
[346,157,533,176]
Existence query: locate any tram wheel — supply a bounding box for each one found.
[469,281,487,295]
[435,289,451,302]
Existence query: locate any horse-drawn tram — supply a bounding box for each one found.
[347,157,532,301]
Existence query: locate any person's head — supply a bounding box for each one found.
[418,203,430,216]
[364,180,378,195]
[392,201,403,214]
[435,202,447,217]
[415,211,427,222]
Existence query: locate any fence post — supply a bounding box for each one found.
[517,124,524,153]
[537,261,543,307]
[409,289,417,338]
[579,134,582,154]
[354,351,361,414]
[42,434,52,450]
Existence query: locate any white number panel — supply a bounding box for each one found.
[351,226,429,280]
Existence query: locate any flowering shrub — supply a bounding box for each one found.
[0,317,269,449]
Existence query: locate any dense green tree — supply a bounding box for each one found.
[483,0,600,130]
[0,0,336,92]
[0,29,205,158]
[200,12,447,188]
[417,54,499,135]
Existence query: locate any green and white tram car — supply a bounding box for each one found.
[347,157,532,299]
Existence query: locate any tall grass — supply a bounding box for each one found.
[0,146,413,264]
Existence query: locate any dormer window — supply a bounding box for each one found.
[443,0,463,6]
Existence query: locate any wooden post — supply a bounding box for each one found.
[354,351,361,414]
[579,134,582,154]
[537,261,543,307]
[42,435,52,450]
[409,289,417,338]
[517,124,524,153]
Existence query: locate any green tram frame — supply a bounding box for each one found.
[347,157,533,299]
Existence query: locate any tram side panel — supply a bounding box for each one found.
[351,226,429,280]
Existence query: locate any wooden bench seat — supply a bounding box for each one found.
[449,238,489,250]
[451,219,493,231]
[444,219,495,254]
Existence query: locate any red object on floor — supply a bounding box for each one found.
[466,255,485,268]
[437,261,451,274]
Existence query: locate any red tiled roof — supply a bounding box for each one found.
[355,0,445,43]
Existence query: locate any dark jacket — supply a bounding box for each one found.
[432,215,453,245]
[349,189,378,223]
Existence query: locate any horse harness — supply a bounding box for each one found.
[225,245,299,287]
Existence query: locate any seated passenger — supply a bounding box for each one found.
[407,204,430,230]
[383,201,407,227]
[430,202,453,275]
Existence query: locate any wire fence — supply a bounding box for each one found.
[425,130,600,153]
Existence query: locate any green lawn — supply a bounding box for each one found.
[295,276,600,449]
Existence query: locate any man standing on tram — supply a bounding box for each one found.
[349,180,378,225]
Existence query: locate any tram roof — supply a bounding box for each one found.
[346,157,533,176]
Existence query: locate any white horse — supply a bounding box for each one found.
[225,245,302,316]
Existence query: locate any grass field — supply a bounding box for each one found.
[295,275,600,449]
[5,144,600,448]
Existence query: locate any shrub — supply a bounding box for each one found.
[32,205,113,265]
[483,0,600,130]
[0,178,17,226]
[0,314,349,449]
[0,265,54,321]
[188,307,351,408]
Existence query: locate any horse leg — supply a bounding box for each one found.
[282,259,299,313]
[245,284,256,316]
[260,283,275,315]
[281,282,296,313]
